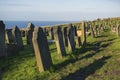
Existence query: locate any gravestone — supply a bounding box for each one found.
[6,29,14,43]
[62,27,68,47]
[90,24,95,38]
[26,23,35,45]
[74,26,78,36]
[54,26,66,58]
[117,24,120,37]
[32,27,53,72]
[75,36,81,48]
[12,26,24,50]
[67,24,75,52]
[98,24,101,35]
[0,21,5,57]
[49,27,54,40]
[81,21,86,46]
[94,25,98,37]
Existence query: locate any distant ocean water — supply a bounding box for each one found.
[4,21,78,29]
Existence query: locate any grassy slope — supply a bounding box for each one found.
[0,29,120,80]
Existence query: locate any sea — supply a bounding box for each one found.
[4,21,79,29]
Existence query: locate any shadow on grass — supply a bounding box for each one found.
[61,56,111,80]
[52,37,116,72]
[75,37,116,54]
[0,44,35,73]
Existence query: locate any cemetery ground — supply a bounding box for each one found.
[0,28,120,80]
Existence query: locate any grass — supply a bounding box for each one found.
[0,28,120,80]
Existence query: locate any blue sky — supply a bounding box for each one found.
[0,0,120,21]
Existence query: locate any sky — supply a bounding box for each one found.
[0,0,120,21]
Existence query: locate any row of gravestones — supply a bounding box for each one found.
[86,17,120,38]
[0,19,120,77]
[110,23,120,37]
[0,21,23,57]
[32,22,86,72]
[0,20,86,72]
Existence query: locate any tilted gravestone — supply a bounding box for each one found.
[117,24,120,37]
[12,26,24,50]
[90,24,95,38]
[62,27,68,47]
[5,29,14,43]
[54,26,66,58]
[0,21,5,57]
[49,27,54,40]
[32,27,53,72]
[74,26,78,36]
[81,21,86,46]
[67,24,75,52]
[75,36,81,48]
[26,23,35,45]
[94,25,98,37]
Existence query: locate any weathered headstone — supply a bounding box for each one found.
[94,25,98,37]
[67,24,75,52]
[12,26,24,50]
[62,27,68,47]
[75,36,81,48]
[32,27,53,72]
[49,27,54,40]
[54,26,66,58]
[117,24,120,37]
[74,26,78,36]
[81,21,86,46]
[6,29,14,43]
[26,23,35,45]
[90,24,95,38]
[0,21,5,57]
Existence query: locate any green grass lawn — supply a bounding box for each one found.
[0,28,120,80]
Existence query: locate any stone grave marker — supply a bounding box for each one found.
[67,25,75,52]
[32,27,53,72]
[54,26,66,58]
[12,26,24,50]
[0,21,5,57]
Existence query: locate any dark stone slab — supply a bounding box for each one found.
[32,27,53,72]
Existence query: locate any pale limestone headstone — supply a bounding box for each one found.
[0,21,5,57]
[75,36,81,48]
[32,27,53,72]
[54,26,66,58]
